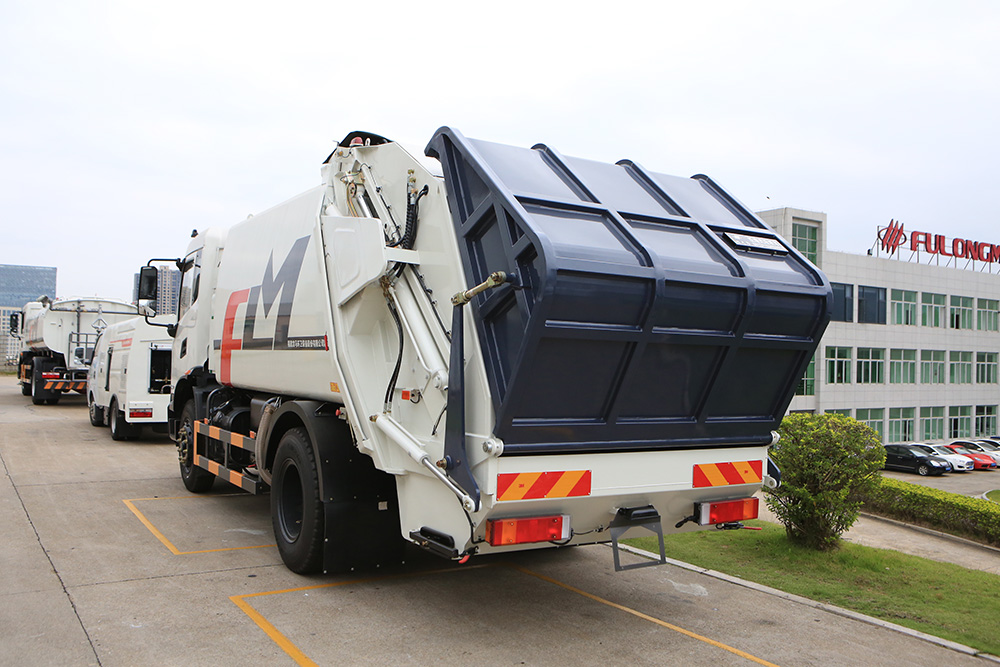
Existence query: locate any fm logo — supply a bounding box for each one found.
[220,236,324,385]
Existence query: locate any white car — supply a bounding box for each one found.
[911,444,974,472]
[969,440,1000,465]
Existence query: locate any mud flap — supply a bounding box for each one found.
[322,497,404,574]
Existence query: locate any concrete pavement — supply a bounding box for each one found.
[1,374,998,666]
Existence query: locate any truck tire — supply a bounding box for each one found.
[271,427,324,574]
[178,401,214,493]
[109,399,130,441]
[89,395,105,427]
[30,360,46,405]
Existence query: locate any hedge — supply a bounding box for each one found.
[859,476,1000,547]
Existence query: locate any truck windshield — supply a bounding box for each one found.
[177,249,202,319]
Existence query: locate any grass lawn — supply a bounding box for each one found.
[625,521,1000,656]
[988,489,1000,504]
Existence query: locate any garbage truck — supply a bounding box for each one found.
[11,297,137,405]
[87,316,173,440]
[138,128,831,574]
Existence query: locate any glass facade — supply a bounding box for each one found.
[0,264,57,308]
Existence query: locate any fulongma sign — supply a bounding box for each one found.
[878,220,1000,264]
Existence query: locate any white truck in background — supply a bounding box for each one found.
[138,128,832,574]
[10,297,137,405]
[87,316,173,440]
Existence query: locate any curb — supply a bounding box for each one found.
[615,542,1000,664]
[857,512,1000,556]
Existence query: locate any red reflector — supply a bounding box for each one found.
[485,515,569,546]
[401,390,411,401]
[41,372,60,379]
[698,497,759,525]
[129,410,153,419]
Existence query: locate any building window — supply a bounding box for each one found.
[856,408,884,441]
[950,295,974,330]
[825,409,852,417]
[795,356,815,396]
[950,351,973,384]
[975,405,998,438]
[949,405,972,439]
[921,292,946,327]
[887,408,915,443]
[889,349,916,384]
[977,352,998,384]
[858,286,887,324]
[830,283,854,322]
[920,350,945,384]
[920,406,945,441]
[890,289,917,326]
[792,223,818,264]
[826,346,851,384]
[856,348,885,384]
[977,298,999,332]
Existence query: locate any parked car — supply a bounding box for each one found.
[883,445,952,476]
[910,444,975,472]
[970,440,1000,465]
[943,442,998,470]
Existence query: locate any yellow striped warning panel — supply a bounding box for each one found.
[497,470,592,501]
[692,461,762,488]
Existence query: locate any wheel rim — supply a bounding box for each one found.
[178,415,193,467]
[277,462,304,543]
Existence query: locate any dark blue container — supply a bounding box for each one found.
[426,128,831,455]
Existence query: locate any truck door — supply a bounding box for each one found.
[173,248,203,378]
[105,347,113,392]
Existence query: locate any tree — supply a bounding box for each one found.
[764,413,885,551]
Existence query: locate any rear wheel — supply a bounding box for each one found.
[178,400,214,493]
[271,427,323,574]
[88,395,105,427]
[109,399,130,440]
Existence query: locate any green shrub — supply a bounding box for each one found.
[860,476,1000,547]
[765,413,885,550]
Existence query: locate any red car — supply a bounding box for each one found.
[943,443,998,470]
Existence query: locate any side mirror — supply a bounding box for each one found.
[9,312,21,336]
[166,323,177,338]
[138,266,159,301]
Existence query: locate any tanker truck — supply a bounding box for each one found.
[137,128,831,574]
[10,297,138,405]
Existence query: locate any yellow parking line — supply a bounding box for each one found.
[122,496,276,555]
[513,565,781,667]
[231,562,780,667]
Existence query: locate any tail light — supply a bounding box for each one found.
[41,372,60,379]
[697,497,759,525]
[485,515,570,546]
[129,409,153,419]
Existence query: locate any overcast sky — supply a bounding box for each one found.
[2,1,998,301]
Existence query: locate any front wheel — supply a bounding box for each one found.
[30,360,46,405]
[917,464,930,476]
[178,401,214,493]
[271,427,324,574]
